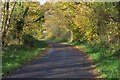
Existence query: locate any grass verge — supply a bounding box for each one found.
[70,41,119,79]
[2,40,48,76]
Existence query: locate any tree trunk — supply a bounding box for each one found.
[2,2,17,46]
[70,31,73,42]
[2,1,9,47]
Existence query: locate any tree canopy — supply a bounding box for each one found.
[1,1,120,78]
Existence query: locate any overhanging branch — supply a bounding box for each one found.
[108,16,120,22]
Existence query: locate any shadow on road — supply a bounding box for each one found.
[5,42,100,78]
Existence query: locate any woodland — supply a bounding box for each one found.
[1,1,120,78]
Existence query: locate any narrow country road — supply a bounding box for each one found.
[6,43,99,78]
